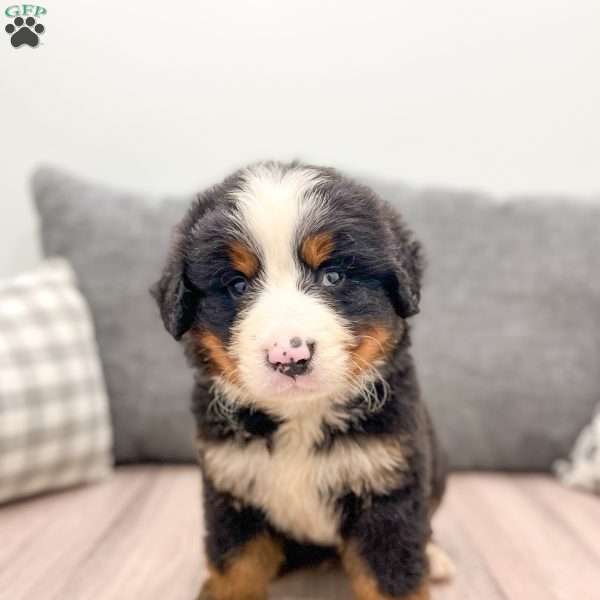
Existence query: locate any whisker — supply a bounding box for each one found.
[356,334,386,354]
[207,382,239,426]
[345,360,390,413]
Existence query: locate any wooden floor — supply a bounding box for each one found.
[1,466,599,600]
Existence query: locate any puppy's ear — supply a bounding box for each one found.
[151,191,221,339]
[385,235,424,319]
[150,250,199,341]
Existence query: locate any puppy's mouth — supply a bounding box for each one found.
[263,350,318,393]
[267,371,320,394]
[270,359,313,379]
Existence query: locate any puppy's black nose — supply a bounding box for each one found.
[267,337,315,377]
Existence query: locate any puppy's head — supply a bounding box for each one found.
[152,163,423,415]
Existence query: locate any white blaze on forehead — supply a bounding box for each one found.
[232,164,324,284]
[228,163,353,409]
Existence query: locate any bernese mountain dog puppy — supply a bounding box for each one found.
[152,162,452,600]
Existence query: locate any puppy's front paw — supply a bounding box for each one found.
[426,542,456,583]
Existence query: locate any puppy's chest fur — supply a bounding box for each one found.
[201,411,408,546]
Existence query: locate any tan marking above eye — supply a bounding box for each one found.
[350,325,393,375]
[228,240,259,278]
[301,231,335,269]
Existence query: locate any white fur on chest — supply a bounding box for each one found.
[202,413,407,546]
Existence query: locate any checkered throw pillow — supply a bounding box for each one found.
[0,258,113,504]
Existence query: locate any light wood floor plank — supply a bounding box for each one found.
[517,475,600,564]
[2,467,599,600]
[475,475,598,600]
[50,466,203,600]
[432,479,508,600]
[444,474,566,600]
[0,469,155,600]
[450,475,600,600]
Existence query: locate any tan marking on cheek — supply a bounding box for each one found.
[196,331,239,384]
[301,231,335,269]
[350,325,393,375]
[342,542,430,600]
[228,240,259,278]
[199,534,284,600]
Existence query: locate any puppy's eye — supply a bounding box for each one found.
[228,276,248,298]
[321,271,344,287]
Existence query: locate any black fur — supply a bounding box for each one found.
[203,473,339,575]
[202,475,268,570]
[306,172,423,319]
[341,482,430,597]
[152,161,447,597]
[152,161,424,343]
[191,384,282,445]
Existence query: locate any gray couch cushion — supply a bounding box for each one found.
[32,167,600,469]
[33,168,193,462]
[376,182,600,470]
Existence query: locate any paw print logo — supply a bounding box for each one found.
[5,16,45,48]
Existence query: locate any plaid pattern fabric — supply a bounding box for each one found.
[0,258,113,504]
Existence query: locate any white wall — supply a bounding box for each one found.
[2,0,599,278]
